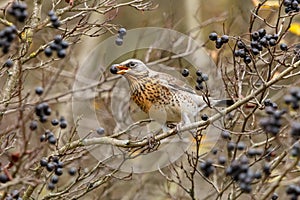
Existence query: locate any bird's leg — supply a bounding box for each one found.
[146,134,157,149]
[144,121,162,149]
[163,113,192,140]
[163,123,181,139]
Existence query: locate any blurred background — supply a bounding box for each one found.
[0,0,300,199]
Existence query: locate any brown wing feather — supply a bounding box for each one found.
[150,71,196,94]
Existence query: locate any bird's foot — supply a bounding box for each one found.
[146,133,160,150]
[165,123,182,140]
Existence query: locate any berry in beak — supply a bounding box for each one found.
[116,65,130,74]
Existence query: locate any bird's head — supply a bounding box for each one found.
[114,59,150,78]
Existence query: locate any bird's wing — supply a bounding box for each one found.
[153,71,210,110]
[150,71,197,94]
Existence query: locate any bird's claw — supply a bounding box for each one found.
[146,132,160,150]
[166,123,182,139]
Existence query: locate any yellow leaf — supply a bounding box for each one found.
[289,23,300,36]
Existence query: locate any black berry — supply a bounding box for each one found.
[55,168,63,176]
[280,43,288,51]
[29,120,38,131]
[46,162,55,172]
[47,182,55,190]
[48,136,57,145]
[115,37,123,46]
[118,28,127,37]
[44,47,53,57]
[209,32,218,41]
[35,86,44,95]
[54,35,62,44]
[0,173,9,183]
[96,127,105,135]
[59,120,67,129]
[40,158,48,167]
[8,2,28,22]
[218,156,226,165]
[196,70,202,76]
[221,35,229,43]
[110,65,118,74]
[201,114,209,121]
[4,59,14,68]
[50,175,59,184]
[51,119,59,126]
[221,130,231,139]
[68,167,77,176]
[181,69,189,77]
[61,40,69,49]
[57,49,66,58]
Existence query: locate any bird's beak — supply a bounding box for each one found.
[116,65,130,74]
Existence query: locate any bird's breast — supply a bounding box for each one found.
[130,79,174,113]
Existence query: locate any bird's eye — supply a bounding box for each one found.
[128,62,136,68]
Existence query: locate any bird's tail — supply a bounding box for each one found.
[195,98,234,113]
[213,99,235,107]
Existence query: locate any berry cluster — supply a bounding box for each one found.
[283,0,300,13]
[225,156,262,193]
[48,10,61,28]
[40,130,57,145]
[30,85,67,131]
[286,184,300,200]
[284,87,300,110]
[53,116,68,129]
[195,70,208,90]
[52,117,68,129]
[35,102,51,123]
[234,40,252,64]
[44,35,69,58]
[234,29,280,64]
[8,1,28,22]
[208,32,229,49]
[247,148,263,157]
[199,159,215,177]
[115,28,127,46]
[227,141,247,151]
[40,157,77,190]
[259,101,285,136]
[0,26,17,54]
[251,29,278,48]
[40,157,62,190]
[38,118,67,144]
[263,98,278,108]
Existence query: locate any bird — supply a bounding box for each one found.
[112,59,232,131]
